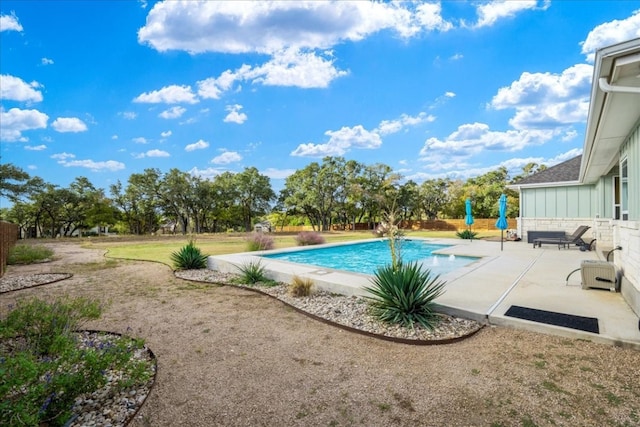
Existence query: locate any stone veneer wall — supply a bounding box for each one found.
[516,217,599,245]
[616,221,640,317]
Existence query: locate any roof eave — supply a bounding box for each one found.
[507,180,582,191]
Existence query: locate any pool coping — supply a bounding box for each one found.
[207,237,493,323]
[208,237,640,348]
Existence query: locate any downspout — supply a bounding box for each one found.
[517,185,523,240]
[598,77,640,94]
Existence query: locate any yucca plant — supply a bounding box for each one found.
[235,260,269,285]
[170,240,208,270]
[365,261,446,330]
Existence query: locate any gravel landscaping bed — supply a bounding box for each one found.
[0,273,73,294]
[174,269,483,342]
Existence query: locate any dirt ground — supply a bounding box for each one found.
[2,241,640,427]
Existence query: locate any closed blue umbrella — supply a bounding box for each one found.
[465,198,474,240]
[496,194,508,251]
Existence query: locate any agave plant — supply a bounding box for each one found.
[170,240,208,270]
[364,261,446,330]
[456,229,478,240]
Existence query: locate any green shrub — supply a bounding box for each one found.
[245,232,275,251]
[2,296,102,355]
[170,239,208,270]
[0,297,152,426]
[235,260,270,285]
[364,262,446,330]
[295,231,325,246]
[456,229,478,240]
[289,275,314,297]
[7,244,54,265]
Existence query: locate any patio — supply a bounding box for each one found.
[209,238,640,348]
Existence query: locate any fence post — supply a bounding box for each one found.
[1,221,20,277]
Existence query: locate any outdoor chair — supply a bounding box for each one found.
[532,225,591,249]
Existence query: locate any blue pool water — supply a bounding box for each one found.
[263,240,479,276]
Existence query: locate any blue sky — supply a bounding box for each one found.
[1,1,639,200]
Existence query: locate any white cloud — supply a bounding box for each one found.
[133,84,198,104]
[132,137,148,144]
[121,111,137,120]
[211,150,242,165]
[449,53,463,61]
[189,166,225,180]
[376,112,435,136]
[112,134,119,140]
[562,129,578,142]
[160,130,172,138]
[0,13,23,32]
[468,0,548,29]
[243,48,349,89]
[146,149,170,157]
[0,108,49,142]
[414,2,452,32]
[490,64,592,129]
[41,57,54,65]
[58,159,126,171]
[0,75,44,102]
[138,1,450,55]
[419,122,556,158]
[197,67,245,99]
[508,100,589,130]
[223,104,247,124]
[185,139,209,152]
[581,9,640,62]
[27,165,37,170]
[291,125,381,157]
[25,144,46,151]
[159,106,186,119]
[51,152,76,160]
[261,168,296,180]
[198,49,349,94]
[134,149,170,158]
[52,117,88,133]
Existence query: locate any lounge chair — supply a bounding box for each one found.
[532,225,591,249]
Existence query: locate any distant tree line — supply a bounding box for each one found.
[0,157,546,236]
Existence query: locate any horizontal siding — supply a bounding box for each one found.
[522,185,596,218]
[620,121,640,221]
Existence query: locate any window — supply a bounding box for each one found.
[620,157,628,221]
[613,176,620,220]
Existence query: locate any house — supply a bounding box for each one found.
[509,38,640,317]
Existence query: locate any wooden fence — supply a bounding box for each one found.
[1,221,20,277]
[274,218,517,233]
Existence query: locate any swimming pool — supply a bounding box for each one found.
[263,239,479,276]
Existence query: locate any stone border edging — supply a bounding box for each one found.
[175,274,484,346]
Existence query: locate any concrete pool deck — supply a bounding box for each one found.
[207,238,640,349]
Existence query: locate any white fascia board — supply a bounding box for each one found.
[506,181,582,191]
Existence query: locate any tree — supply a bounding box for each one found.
[419,178,451,220]
[282,157,344,231]
[0,162,30,201]
[359,163,400,228]
[234,167,275,232]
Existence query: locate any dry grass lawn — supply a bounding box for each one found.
[1,236,639,427]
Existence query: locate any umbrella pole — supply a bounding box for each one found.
[501,230,504,251]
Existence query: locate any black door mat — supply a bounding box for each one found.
[504,305,599,334]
